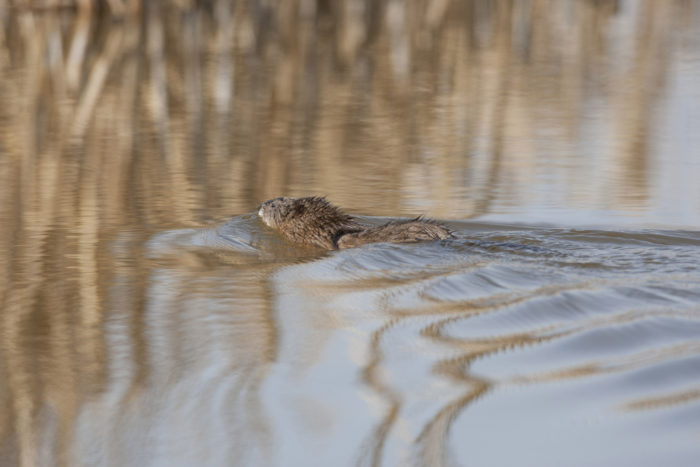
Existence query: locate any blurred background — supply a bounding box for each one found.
[1,0,699,230]
[1,1,700,466]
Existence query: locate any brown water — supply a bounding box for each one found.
[1,1,700,466]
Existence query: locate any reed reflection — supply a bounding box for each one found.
[0,1,699,466]
[1,1,697,224]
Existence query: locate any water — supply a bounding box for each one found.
[1,1,700,466]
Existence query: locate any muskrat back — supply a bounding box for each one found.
[335,218,451,249]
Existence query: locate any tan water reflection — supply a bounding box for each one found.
[1,1,700,466]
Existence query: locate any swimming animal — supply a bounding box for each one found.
[258,196,452,249]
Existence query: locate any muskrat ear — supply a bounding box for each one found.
[291,203,306,216]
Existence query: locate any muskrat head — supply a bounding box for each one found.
[258,197,296,228]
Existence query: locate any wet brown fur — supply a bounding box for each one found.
[258,197,452,249]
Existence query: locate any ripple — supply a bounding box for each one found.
[261,221,700,465]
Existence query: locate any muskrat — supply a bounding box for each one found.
[258,196,452,249]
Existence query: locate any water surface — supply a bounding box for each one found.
[1,1,700,466]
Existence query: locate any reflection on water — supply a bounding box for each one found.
[1,1,700,466]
